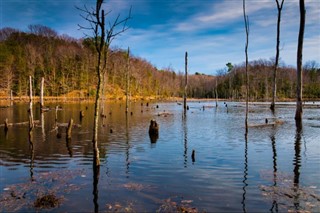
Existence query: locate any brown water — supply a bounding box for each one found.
[0,101,319,212]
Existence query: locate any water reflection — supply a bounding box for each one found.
[41,112,46,142]
[125,114,130,178]
[28,114,34,181]
[29,134,34,181]
[242,132,248,213]
[270,128,278,212]
[66,138,73,157]
[92,163,100,213]
[293,121,302,210]
[182,113,188,167]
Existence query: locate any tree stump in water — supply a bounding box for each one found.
[149,120,159,143]
[4,118,9,132]
[66,119,73,140]
[80,110,85,121]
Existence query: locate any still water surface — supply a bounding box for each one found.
[0,101,319,212]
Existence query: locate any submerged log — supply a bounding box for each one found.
[249,119,284,128]
[0,120,40,127]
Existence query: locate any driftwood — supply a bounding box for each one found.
[157,111,173,117]
[0,120,40,128]
[249,119,284,128]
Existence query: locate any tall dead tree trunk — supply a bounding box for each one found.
[271,0,284,112]
[29,76,34,130]
[40,77,44,111]
[243,0,250,132]
[10,90,13,106]
[126,47,130,113]
[184,51,188,112]
[215,78,218,107]
[295,0,305,122]
[78,0,131,167]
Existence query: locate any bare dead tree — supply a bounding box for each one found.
[28,76,34,131]
[243,0,250,132]
[184,51,188,112]
[270,0,285,112]
[126,47,130,113]
[40,77,44,112]
[78,0,131,166]
[295,0,305,122]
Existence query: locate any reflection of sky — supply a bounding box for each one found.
[1,0,319,74]
[1,101,320,211]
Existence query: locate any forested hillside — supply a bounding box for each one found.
[0,26,319,100]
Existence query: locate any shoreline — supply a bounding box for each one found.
[1,95,319,106]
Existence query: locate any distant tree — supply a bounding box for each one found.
[226,62,233,72]
[0,27,19,41]
[28,24,58,38]
[295,0,305,122]
[270,0,284,112]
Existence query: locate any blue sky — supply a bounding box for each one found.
[1,0,319,75]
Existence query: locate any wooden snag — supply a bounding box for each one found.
[66,118,73,140]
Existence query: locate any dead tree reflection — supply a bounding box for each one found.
[125,114,130,178]
[28,75,35,181]
[270,129,278,212]
[92,161,100,213]
[242,132,248,213]
[66,138,73,157]
[41,112,46,142]
[293,120,302,211]
[182,113,188,167]
[29,130,34,181]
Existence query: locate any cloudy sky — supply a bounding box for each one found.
[1,0,319,75]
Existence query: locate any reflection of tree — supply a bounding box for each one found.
[182,113,188,167]
[125,114,130,178]
[41,112,46,142]
[242,132,248,213]
[66,138,73,157]
[28,83,35,181]
[29,131,34,181]
[270,131,278,212]
[293,121,302,210]
[92,162,100,213]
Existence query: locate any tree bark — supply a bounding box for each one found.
[40,77,44,111]
[271,0,284,112]
[243,0,249,132]
[29,76,34,131]
[10,90,13,106]
[295,0,305,121]
[184,52,188,112]
[66,118,73,140]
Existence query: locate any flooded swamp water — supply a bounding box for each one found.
[0,101,319,212]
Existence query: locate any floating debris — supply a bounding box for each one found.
[0,169,85,212]
[260,170,320,212]
[157,197,199,213]
[34,193,62,209]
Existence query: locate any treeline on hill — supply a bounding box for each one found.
[0,26,319,100]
